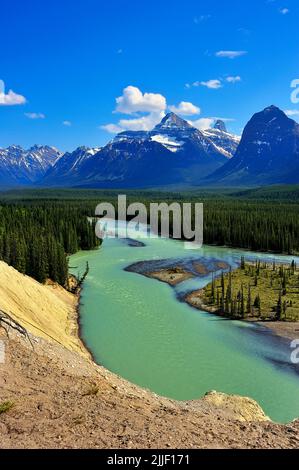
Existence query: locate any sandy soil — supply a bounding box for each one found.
[0,261,87,358]
[146,267,194,286]
[256,321,299,341]
[1,329,299,449]
[1,261,299,449]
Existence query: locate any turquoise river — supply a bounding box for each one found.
[70,224,299,423]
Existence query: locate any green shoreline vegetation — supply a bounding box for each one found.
[0,185,298,286]
[201,257,299,322]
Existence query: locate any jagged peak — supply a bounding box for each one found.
[155,112,192,130]
[213,120,227,132]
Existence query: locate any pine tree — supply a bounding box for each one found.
[276,291,282,321]
[246,284,252,315]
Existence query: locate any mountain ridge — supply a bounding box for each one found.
[0,144,62,187]
[41,113,238,188]
[205,105,299,186]
[2,106,298,189]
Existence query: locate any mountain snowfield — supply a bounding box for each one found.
[1,106,299,188]
[41,113,239,187]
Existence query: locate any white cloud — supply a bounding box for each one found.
[101,123,124,134]
[198,79,222,89]
[119,112,165,131]
[215,50,247,59]
[115,86,167,114]
[102,112,165,134]
[117,48,123,54]
[24,112,45,119]
[102,85,168,133]
[285,109,299,116]
[226,76,241,83]
[169,101,200,116]
[0,80,26,106]
[279,8,289,14]
[63,120,72,126]
[189,117,215,130]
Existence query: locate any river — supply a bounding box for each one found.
[70,224,299,423]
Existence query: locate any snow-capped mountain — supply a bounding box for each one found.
[0,145,62,186]
[41,113,234,187]
[206,106,299,185]
[202,120,240,158]
[41,146,101,185]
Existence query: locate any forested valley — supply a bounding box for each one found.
[0,186,298,286]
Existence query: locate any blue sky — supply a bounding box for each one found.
[0,0,299,151]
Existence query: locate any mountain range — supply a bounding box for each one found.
[205,105,299,186]
[0,106,298,189]
[41,113,239,188]
[0,145,62,187]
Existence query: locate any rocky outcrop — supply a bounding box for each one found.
[202,391,270,422]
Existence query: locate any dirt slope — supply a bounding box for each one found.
[0,261,299,449]
[0,261,87,357]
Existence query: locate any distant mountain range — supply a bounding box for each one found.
[0,145,62,187]
[1,106,299,189]
[41,113,238,187]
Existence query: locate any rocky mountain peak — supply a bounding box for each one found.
[213,120,227,132]
[155,112,192,130]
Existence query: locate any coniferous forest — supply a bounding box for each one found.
[0,186,298,286]
[0,201,100,285]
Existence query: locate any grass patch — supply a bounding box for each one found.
[0,401,14,415]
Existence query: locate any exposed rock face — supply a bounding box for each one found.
[213,120,227,132]
[206,106,299,185]
[0,145,62,186]
[202,120,240,158]
[0,261,86,356]
[202,391,270,422]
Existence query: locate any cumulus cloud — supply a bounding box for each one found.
[189,117,215,130]
[118,112,165,131]
[115,86,167,114]
[63,120,72,126]
[169,101,200,116]
[0,80,27,106]
[102,86,168,133]
[215,50,247,59]
[226,76,241,83]
[25,112,45,119]
[102,112,165,134]
[279,7,289,14]
[102,85,213,134]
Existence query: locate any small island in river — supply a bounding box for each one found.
[130,255,299,341]
[126,258,230,286]
[186,257,299,340]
